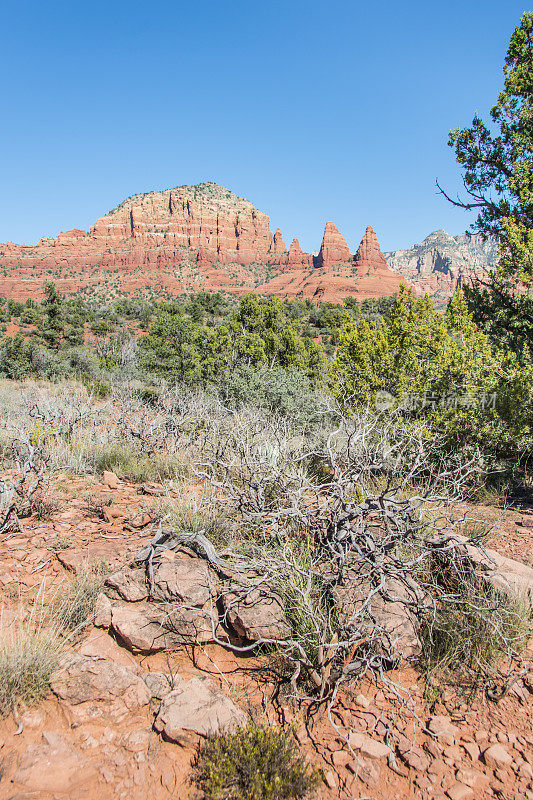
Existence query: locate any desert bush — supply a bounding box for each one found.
[194,722,319,800]
[30,493,60,520]
[84,492,113,518]
[81,375,112,398]
[219,365,325,427]
[420,592,531,699]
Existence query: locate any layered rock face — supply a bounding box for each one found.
[267,228,288,265]
[385,229,499,300]
[0,181,494,304]
[315,221,352,269]
[17,183,275,269]
[287,237,312,269]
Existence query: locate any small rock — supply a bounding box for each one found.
[222,584,291,642]
[138,482,164,495]
[78,628,140,672]
[424,739,442,759]
[444,745,464,762]
[19,709,46,729]
[483,744,513,770]
[455,767,486,788]
[128,513,153,529]
[110,603,168,652]
[398,743,430,772]
[348,731,391,759]
[93,592,112,628]
[102,506,122,523]
[151,558,216,606]
[103,470,119,489]
[428,759,447,779]
[111,601,214,653]
[154,675,247,745]
[332,750,351,767]
[354,693,371,709]
[462,742,480,762]
[12,735,96,793]
[359,757,381,787]
[123,729,151,752]
[414,774,432,791]
[324,770,337,789]
[495,768,511,784]
[50,653,150,708]
[446,782,474,800]
[106,566,149,602]
[143,672,174,700]
[428,715,458,746]
[518,760,533,780]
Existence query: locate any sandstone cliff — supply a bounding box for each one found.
[315,222,352,270]
[354,225,389,272]
[0,182,493,304]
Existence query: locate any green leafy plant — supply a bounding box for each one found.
[194,722,319,800]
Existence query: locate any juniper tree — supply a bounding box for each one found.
[439,13,533,350]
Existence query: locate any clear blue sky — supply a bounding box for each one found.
[0,0,529,253]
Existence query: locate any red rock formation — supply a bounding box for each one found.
[266,228,288,265]
[354,225,388,273]
[0,183,410,304]
[315,222,351,269]
[287,238,312,269]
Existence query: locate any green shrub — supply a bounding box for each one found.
[194,722,319,800]
[333,286,533,462]
[139,386,161,405]
[220,366,323,427]
[81,375,112,398]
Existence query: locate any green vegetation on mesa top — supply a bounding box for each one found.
[103,181,254,218]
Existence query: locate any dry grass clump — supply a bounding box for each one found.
[163,498,232,548]
[419,581,532,699]
[52,562,107,631]
[30,493,60,521]
[0,606,63,717]
[84,491,113,518]
[0,564,107,716]
[88,441,188,483]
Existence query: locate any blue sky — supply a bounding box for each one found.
[0,0,528,253]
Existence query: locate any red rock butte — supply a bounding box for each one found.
[0,181,407,303]
[354,225,390,273]
[316,222,352,270]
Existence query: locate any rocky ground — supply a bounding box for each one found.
[0,470,532,800]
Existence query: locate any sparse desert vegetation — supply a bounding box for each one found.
[0,9,532,800]
[0,368,532,798]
